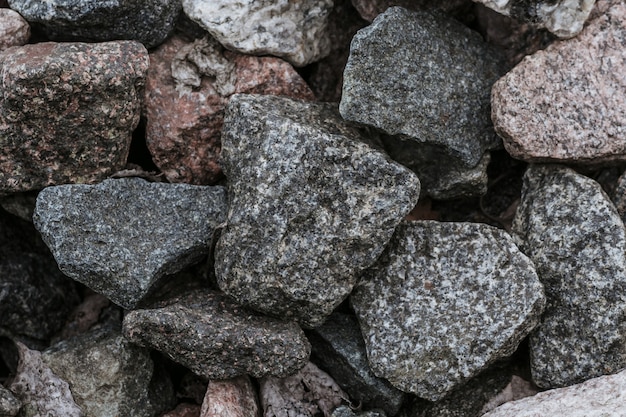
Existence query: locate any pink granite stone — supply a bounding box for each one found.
[0,9,29,51]
[144,35,315,185]
[200,376,260,417]
[491,3,626,164]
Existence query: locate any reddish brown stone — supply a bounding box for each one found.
[200,376,260,417]
[0,9,29,51]
[144,35,315,185]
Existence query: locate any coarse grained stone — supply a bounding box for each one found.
[307,313,405,416]
[33,178,227,310]
[42,326,175,417]
[0,8,29,51]
[511,164,626,389]
[7,0,180,48]
[351,220,545,401]
[200,376,260,417]
[182,0,333,67]
[0,385,21,417]
[491,4,626,164]
[0,41,148,195]
[215,94,420,328]
[332,406,387,417]
[123,290,311,380]
[350,0,472,22]
[144,34,315,185]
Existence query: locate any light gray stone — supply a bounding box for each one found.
[215,94,420,328]
[0,8,29,51]
[33,178,227,309]
[512,164,626,389]
[351,221,545,401]
[0,385,21,417]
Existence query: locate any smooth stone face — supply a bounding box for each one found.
[0,41,148,195]
[215,94,420,328]
[492,4,626,164]
[7,0,181,48]
[0,385,21,417]
[512,165,626,389]
[182,0,333,67]
[351,221,545,401]
[0,8,29,51]
[123,290,311,380]
[33,178,227,309]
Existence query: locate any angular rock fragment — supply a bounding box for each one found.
[182,0,333,67]
[8,0,181,48]
[0,41,148,195]
[144,34,315,185]
[512,165,626,388]
[0,385,21,417]
[340,7,505,199]
[351,221,545,401]
[216,94,420,328]
[492,4,626,164]
[123,290,311,380]
[201,376,260,417]
[0,8,29,51]
[33,178,227,309]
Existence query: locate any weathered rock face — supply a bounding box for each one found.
[182,0,333,67]
[512,165,626,389]
[350,0,473,22]
[0,384,21,417]
[351,221,545,401]
[215,94,420,328]
[33,178,227,309]
[123,290,311,380]
[144,34,315,185]
[0,41,148,195]
[7,0,181,48]
[201,376,260,417]
[491,3,626,164]
[0,8,29,51]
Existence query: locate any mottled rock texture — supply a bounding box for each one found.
[123,290,311,380]
[332,407,386,417]
[512,165,626,389]
[340,7,504,198]
[0,41,148,195]
[162,403,201,417]
[201,376,260,417]
[216,94,420,328]
[33,178,227,309]
[350,0,472,22]
[182,0,333,67]
[144,34,315,185]
[7,0,181,48]
[0,8,29,51]
[351,221,545,401]
[492,4,626,164]
[0,385,21,417]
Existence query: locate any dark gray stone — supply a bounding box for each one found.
[0,385,21,417]
[351,221,545,401]
[123,289,311,379]
[332,406,387,417]
[308,313,405,416]
[512,164,626,389]
[33,178,227,309]
[8,0,181,49]
[340,7,504,199]
[215,94,420,328]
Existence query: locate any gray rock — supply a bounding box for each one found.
[0,385,21,417]
[512,164,626,389]
[42,326,175,417]
[215,94,420,328]
[340,7,505,199]
[0,8,29,51]
[123,290,311,380]
[0,191,37,222]
[332,406,387,417]
[33,178,227,309]
[307,313,405,416]
[8,0,180,48]
[351,221,545,401]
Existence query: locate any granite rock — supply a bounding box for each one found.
[201,376,260,417]
[350,0,473,22]
[144,34,314,185]
[215,94,420,328]
[0,41,148,195]
[7,0,181,48]
[33,178,227,309]
[182,0,333,67]
[123,290,311,380]
[492,4,626,164]
[0,385,21,417]
[351,221,545,401]
[332,406,386,417]
[0,8,28,51]
[512,164,626,388]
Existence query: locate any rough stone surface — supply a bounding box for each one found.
[42,326,175,417]
[483,368,626,417]
[33,178,227,309]
[0,8,28,51]
[144,34,315,185]
[182,0,333,67]
[350,0,472,22]
[332,406,386,417]
[351,220,545,401]
[0,385,21,417]
[0,41,148,195]
[492,4,626,164]
[8,0,181,48]
[215,94,420,328]
[512,164,626,389]
[480,375,538,414]
[201,376,260,417]
[307,313,405,416]
[162,403,201,417]
[123,290,311,380]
